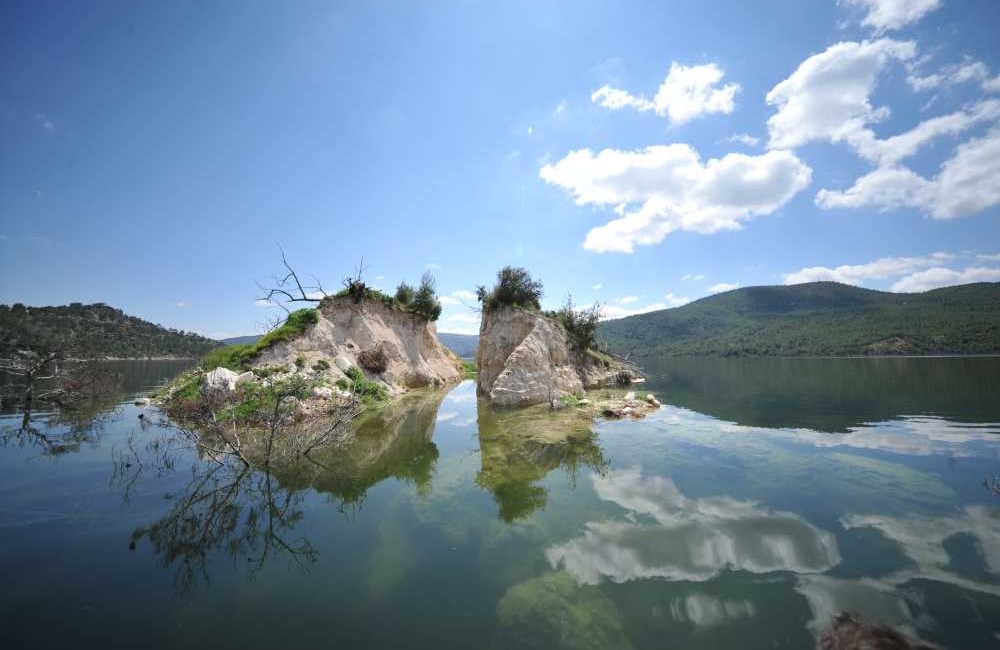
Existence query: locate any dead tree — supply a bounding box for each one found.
[0,350,61,420]
[255,245,328,312]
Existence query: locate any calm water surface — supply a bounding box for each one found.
[1,357,999,649]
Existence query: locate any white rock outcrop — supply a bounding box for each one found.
[203,367,240,396]
[476,306,633,407]
[251,296,463,394]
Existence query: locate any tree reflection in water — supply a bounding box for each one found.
[475,402,608,522]
[126,451,317,591]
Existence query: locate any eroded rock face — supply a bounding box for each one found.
[476,307,629,407]
[252,296,462,394]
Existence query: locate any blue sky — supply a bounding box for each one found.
[1,0,999,337]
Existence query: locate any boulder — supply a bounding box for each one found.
[477,306,638,407]
[312,386,334,399]
[235,371,256,387]
[133,397,151,406]
[203,367,240,396]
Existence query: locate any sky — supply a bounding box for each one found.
[1,0,999,337]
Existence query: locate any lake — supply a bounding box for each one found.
[1,357,998,649]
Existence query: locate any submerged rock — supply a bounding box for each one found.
[476,306,638,407]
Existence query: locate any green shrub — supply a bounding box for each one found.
[394,282,415,305]
[410,272,442,321]
[311,359,330,373]
[477,266,543,312]
[294,354,306,370]
[549,296,601,351]
[338,366,389,403]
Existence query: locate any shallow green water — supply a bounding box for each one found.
[1,357,999,649]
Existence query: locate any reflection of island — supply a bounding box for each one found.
[639,356,1000,432]
[273,387,449,508]
[547,468,841,584]
[475,402,608,522]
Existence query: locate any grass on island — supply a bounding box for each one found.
[201,307,319,371]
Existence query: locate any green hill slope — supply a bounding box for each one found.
[0,302,220,359]
[596,282,1000,357]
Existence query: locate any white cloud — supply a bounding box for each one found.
[452,289,476,301]
[425,263,442,270]
[681,273,705,281]
[653,63,741,124]
[976,253,1000,262]
[727,133,760,146]
[907,57,996,93]
[708,283,740,293]
[783,252,954,285]
[842,0,942,33]
[540,145,811,253]
[437,312,480,335]
[766,39,916,151]
[375,275,385,281]
[554,99,569,118]
[253,299,274,308]
[591,283,603,290]
[592,85,655,112]
[816,127,1000,219]
[174,301,187,308]
[890,266,1000,292]
[616,295,639,304]
[598,302,668,320]
[439,296,460,306]
[591,62,740,124]
[35,113,54,133]
[663,292,692,307]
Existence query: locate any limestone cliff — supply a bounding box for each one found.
[252,295,463,394]
[476,306,635,407]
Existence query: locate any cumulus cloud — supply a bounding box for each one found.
[890,266,1000,292]
[816,127,1000,218]
[540,145,811,253]
[616,295,639,304]
[591,62,740,124]
[663,292,691,307]
[708,283,740,293]
[907,57,999,93]
[681,274,705,281]
[726,133,760,147]
[766,39,916,151]
[598,302,668,320]
[842,0,942,33]
[783,252,1000,292]
[591,283,603,290]
[783,252,953,285]
[545,469,840,585]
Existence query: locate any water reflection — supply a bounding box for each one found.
[476,402,608,522]
[129,458,316,591]
[639,356,1000,432]
[272,388,447,509]
[547,468,840,584]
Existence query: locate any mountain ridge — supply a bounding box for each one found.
[596,281,1000,357]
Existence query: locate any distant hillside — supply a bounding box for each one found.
[0,302,220,359]
[221,335,261,346]
[438,332,479,357]
[597,282,1000,357]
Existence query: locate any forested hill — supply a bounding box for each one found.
[0,303,220,359]
[597,282,1000,357]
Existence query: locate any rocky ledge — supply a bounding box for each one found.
[476,306,639,407]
